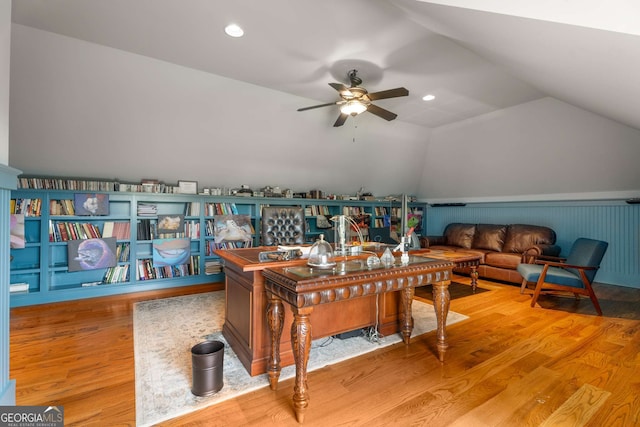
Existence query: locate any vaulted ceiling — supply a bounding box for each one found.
[11,0,640,130]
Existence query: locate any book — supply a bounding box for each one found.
[10,283,29,293]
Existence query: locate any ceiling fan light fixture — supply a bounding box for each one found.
[340,100,368,116]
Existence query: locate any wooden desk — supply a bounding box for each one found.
[215,247,428,376]
[263,256,453,423]
[423,250,482,291]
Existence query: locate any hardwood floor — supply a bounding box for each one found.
[10,277,640,426]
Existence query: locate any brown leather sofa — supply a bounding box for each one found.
[420,223,561,284]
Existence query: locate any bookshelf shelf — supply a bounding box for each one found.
[10,188,425,307]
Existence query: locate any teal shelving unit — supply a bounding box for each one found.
[9,189,425,307]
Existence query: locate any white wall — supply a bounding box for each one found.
[420,97,640,202]
[9,25,429,198]
[0,0,9,165]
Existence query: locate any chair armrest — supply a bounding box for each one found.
[421,235,445,248]
[521,244,562,263]
[534,259,598,270]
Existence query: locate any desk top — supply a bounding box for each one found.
[214,247,309,272]
[215,246,450,273]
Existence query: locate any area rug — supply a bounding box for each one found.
[414,281,490,301]
[133,291,468,426]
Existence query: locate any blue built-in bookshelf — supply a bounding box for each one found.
[425,200,640,288]
[9,188,426,307]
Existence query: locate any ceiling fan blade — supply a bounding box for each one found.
[329,82,350,93]
[297,102,338,112]
[367,87,409,101]
[333,113,349,127]
[366,104,398,121]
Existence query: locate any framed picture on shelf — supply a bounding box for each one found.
[157,214,184,234]
[213,215,254,244]
[152,238,191,266]
[178,180,198,194]
[68,237,117,272]
[74,193,109,216]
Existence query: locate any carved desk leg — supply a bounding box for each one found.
[291,306,313,424]
[266,293,284,390]
[432,280,451,362]
[470,263,479,292]
[399,287,415,345]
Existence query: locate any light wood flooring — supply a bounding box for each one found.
[9,277,640,426]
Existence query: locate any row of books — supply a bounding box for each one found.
[342,206,367,216]
[49,199,76,216]
[205,240,252,254]
[17,177,178,193]
[11,198,43,216]
[102,221,132,240]
[304,205,331,216]
[204,202,239,216]
[374,207,389,216]
[136,256,200,280]
[182,221,200,238]
[49,221,102,242]
[185,202,201,216]
[137,219,200,240]
[137,203,158,216]
[204,260,222,275]
[18,177,118,191]
[102,265,130,284]
[115,242,130,262]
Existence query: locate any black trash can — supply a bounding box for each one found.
[191,340,224,397]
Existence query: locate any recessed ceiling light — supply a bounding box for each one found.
[224,24,244,38]
[422,94,435,101]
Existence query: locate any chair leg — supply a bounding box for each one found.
[520,279,529,294]
[530,265,550,308]
[530,279,544,308]
[580,272,603,316]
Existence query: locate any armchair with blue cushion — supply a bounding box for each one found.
[517,238,608,316]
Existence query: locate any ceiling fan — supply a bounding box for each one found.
[297,69,409,127]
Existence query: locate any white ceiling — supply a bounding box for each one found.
[10,0,640,130]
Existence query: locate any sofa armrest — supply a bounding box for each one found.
[420,235,445,248]
[521,244,562,263]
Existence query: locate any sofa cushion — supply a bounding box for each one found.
[472,224,507,252]
[502,224,556,253]
[484,252,522,270]
[456,248,490,264]
[444,223,476,249]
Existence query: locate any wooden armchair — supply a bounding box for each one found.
[516,238,608,315]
